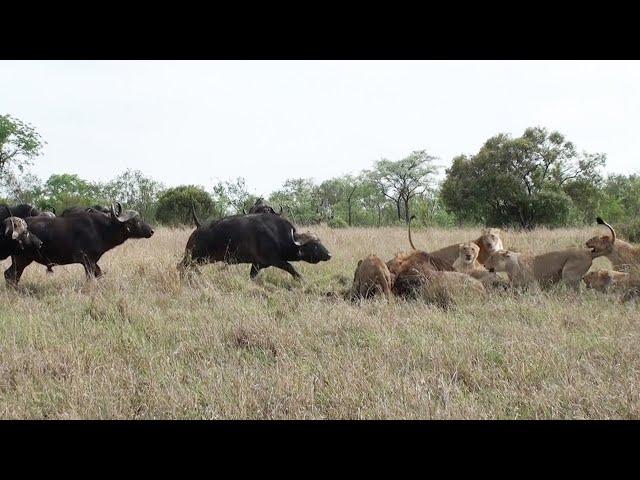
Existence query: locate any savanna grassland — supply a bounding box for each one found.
[0,225,638,419]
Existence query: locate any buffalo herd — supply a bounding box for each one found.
[0,198,331,286]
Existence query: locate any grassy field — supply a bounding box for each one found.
[0,224,638,419]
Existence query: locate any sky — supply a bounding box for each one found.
[1,60,639,196]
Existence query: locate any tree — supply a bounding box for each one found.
[155,185,214,226]
[269,178,318,225]
[103,169,164,220]
[41,173,104,213]
[0,170,44,205]
[370,150,438,223]
[441,127,605,229]
[0,114,45,174]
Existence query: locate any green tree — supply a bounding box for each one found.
[0,114,45,174]
[103,169,164,220]
[371,150,438,223]
[41,173,104,213]
[155,185,214,226]
[269,178,318,225]
[441,127,605,229]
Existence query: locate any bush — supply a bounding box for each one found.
[619,220,640,243]
[328,217,348,229]
[155,185,214,227]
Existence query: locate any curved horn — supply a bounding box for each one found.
[408,215,417,250]
[30,207,38,217]
[291,228,302,247]
[191,201,201,228]
[50,206,56,215]
[597,217,616,245]
[115,202,123,217]
[110,203,122,222]
[279,205,283,215]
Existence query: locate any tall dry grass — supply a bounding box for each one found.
[0,224,638,419]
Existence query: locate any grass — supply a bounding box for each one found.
[0,224,638,419]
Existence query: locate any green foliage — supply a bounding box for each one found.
[155,185,214,226]
[0,114,45,174]
[103,169,164,220]
[441,127,605,228]
[41,174,104,213]
[619,219,640,243]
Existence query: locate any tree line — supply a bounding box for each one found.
[2,114,639,233]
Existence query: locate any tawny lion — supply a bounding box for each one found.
[350,254,393,302]
[485,241,613,291]
[407,216,504,266]
[451,241,509,290]
[585,217,639,272]
[582,269,636,293]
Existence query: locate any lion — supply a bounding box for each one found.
[484,243,611,291]
[407,216,504,266]
[585,217,638,272]
[350,254,393,302]
[452,242,482,273]
[582,268,636,293]
[417,271,486,309]
[392,251,485,301]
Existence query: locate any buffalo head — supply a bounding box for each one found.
[110,203,154,238]
[291,229,331,264]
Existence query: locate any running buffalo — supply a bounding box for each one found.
[0,203,40,220]
[4,203,154,286]
[178,209,331,279]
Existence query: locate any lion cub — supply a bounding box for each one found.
[453,242,482,273]
[350,254,393,302]
[452,242,508,290]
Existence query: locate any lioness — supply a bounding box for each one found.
[582,269,635,293]
[407,216,503,266]
[350,254,393,302]
[485,244,610,291]
[452,242,482,273]
[585,217,638,271]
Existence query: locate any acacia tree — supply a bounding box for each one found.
[0,114,45,174]
[370,150,438,223]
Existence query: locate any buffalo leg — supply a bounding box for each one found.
[93,263,103,278]
[77,253,100,280]
[273,261,301,279]
[4,256,33,287]
[249,263,264,279]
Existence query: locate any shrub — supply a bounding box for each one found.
[155,185,214,227]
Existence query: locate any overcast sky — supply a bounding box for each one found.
[2,60,639,196]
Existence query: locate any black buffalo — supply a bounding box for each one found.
[247,198,282,216]
[61,204,115,217]
[0,203,40,221]
[1,208,43,260]
[178,209,331,279]
[5,204,154,286]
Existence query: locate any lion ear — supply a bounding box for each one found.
[357,260,363,267]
